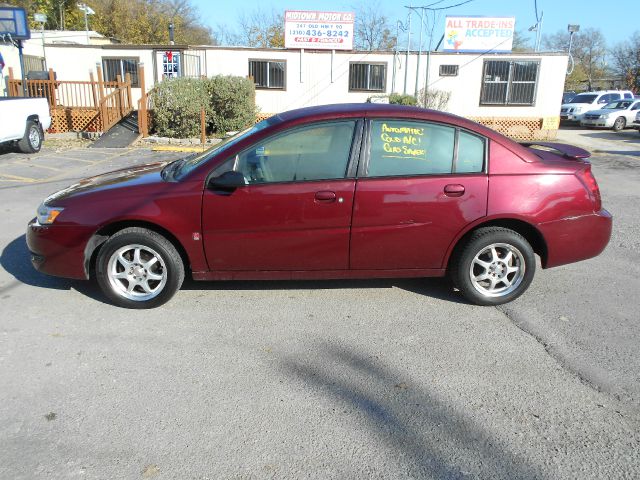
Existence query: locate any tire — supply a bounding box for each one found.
[450,227,536,306]
[612,117,626,132]
[18,120,43,153]
[95,227,185,309]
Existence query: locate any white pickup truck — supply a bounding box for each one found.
[0,97,52,153]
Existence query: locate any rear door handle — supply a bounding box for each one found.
[315,191,337,202]
[444,184,465,197]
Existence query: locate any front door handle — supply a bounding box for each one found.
[444,184,465,197]
[315,191,337,203]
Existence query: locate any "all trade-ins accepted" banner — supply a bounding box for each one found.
[444,16,515,53]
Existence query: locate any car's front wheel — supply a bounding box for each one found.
[451,227,536,306]
[95,227,184,309]
[612,117,626,132]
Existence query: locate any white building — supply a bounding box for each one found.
[0,34,568,139]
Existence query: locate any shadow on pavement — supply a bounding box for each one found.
[0,235,105,302]
[181,276,471,305]
[279,340,540,478]
[2,234,469,305]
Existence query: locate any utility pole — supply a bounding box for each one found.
[403,11,412,95]
[567,24,580,75]
[408,6,425,98]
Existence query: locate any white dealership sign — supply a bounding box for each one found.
[444,16,515,53]
[284,10,355,50]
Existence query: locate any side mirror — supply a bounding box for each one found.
[207,170,246,194]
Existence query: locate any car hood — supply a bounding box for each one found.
[561,103,595,109]
[44,161,169,205]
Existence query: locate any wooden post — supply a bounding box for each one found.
[125,72,132,111]
[96,64,105,102]
[200,108,206,145]
[138,62,148,137]
[48,68,57,110]
[89,71,98,109]
[116,74,123,117]
[96,64,106,131]
[8,67,15,96]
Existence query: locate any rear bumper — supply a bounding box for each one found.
[26,218,95,280]
[538,209,612,268]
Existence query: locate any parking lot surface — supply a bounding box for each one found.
[1,133,639,479]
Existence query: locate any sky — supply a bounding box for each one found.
[191,0,638,49]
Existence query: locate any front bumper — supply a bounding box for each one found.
[538,209,613,269]
[560,113,583,122]
[580,118,614,128]
[26,219,96,280]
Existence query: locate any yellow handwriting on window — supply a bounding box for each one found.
[380,123,426,159]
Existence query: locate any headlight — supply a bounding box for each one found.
[36,203,64,225]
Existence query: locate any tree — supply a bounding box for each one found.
[236,8,284,48]
[543,27,607,91]
[352,1,395,51]
[611,31,640,93]
[512,30,532,53]
[5,0,213,44]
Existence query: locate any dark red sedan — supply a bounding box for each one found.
[27,104,612,308]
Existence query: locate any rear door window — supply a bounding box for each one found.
[367,120,485,177]
[368,120,455,176]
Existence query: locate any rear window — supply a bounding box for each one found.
[569,94,597,104]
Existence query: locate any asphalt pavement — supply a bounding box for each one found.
[0,132,638,479]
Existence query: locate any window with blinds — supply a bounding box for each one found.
[439,65,459,77]
[249,60,286,89]
[102,57,140,87]
[480,60,539,105]
[349,63,386,92]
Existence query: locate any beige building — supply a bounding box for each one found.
[1,33,568,139]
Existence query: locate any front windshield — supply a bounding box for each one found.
[603,101,631,109]
[175,115,282,178]
[569,94,597,104]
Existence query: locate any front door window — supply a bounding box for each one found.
[232,121,357,184]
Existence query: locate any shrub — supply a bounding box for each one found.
[148,77,212,138]
[148,75,257,138]
[206,75,257,134]
[389,93,418,106]
[417,88,451,111]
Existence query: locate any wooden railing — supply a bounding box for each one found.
[7,67,133,133]
[101,83,133,132]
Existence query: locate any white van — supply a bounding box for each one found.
[560,90,635,123]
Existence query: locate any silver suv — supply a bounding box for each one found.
[560,90,635,123]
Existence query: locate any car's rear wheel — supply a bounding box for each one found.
[18,120,43,153]
[612,117,626,132]
[95,227,184,309]
[451,227,536,306]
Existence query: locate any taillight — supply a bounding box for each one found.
[576,166,602,211]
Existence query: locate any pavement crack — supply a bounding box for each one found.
[494,304,636,412]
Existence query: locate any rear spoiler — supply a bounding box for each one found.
[520,142,591,161]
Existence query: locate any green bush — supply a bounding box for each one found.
[149,75,257,138]
[389,93,418,106]
[149,78,212,138]
[206,75,257,134]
